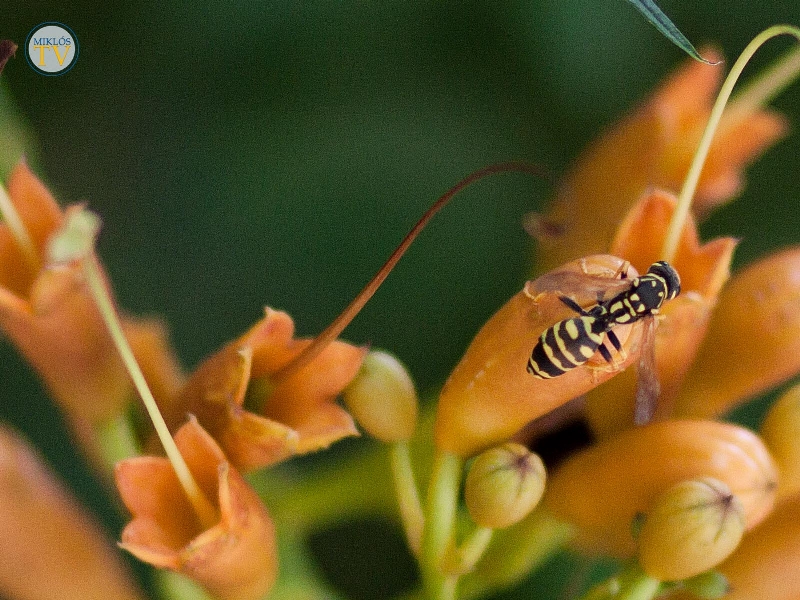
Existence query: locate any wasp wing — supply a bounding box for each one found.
[633,316,660,425]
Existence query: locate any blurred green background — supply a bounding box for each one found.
[2,1,800,599]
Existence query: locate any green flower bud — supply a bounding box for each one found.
[638,478,745,581]
[343,350,418,442]
[465,443,546,529]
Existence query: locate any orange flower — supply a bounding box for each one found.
[584,190,736,437]
[674,246,800,419]
[544,420,777,557]
[0,425,145,600]
[116,417,277,600]
[165,308,367,471]
[435,254,645,457]
[533,50,786,274]
[0,163,184,425]
[715,493,800,600]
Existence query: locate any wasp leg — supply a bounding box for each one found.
[606,329,622,352]
[606,329,628,366]
[597,343,613,363]
[559,295,588,315]
[613,260,632,280]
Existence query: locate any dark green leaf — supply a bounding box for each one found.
[624,0,718,64]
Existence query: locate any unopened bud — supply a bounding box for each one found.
[465,442,546,529]
[638,478,745,581]
[761,383,800,499]
[343,350,418,442]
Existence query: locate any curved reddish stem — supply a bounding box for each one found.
[273,161,548,382]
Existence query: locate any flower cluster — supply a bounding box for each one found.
[1,29,800,600]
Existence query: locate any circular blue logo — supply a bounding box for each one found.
[25,22,79,76]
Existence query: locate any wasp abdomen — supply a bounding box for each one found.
[527,315,604,378]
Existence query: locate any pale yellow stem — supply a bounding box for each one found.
[0,182,40,272]
[82,254,218,528]
[662,25,800,263]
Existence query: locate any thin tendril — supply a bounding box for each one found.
[662,25,800,262]
[273,162,548,382]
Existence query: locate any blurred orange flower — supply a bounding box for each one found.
[0,425,145,600]
[0,163,184,426]
[533,49,786,273]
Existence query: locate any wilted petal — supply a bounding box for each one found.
[584,190,736,437]
[716,494,800,600]
[675,246,800,418]
[544,420,777,557]
[0,425,144,600]
[534,50,785,273]
[167,308,366,471]
[117,418,277,600]
[435,255,645,457]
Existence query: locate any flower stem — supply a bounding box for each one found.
[0,181,40,272]
[95,409,141,467]
[662,24,800,263]
[578,565,661,600]
[448,527,493,575]
[390,440,425,556]
[82,254,218,528]
[421,450,463,600]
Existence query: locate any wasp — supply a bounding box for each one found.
[527,261,681,424]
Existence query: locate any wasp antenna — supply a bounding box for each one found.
[274,161,549,382]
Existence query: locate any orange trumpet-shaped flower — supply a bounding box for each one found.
[116,417,277,600]
[544,420,777,557]
[584,190,736,437]
[715,494,800,600]
[435,254,645,458]
[0,163,184,425]
[674,246,800,419]
[533,49,786,274]
[761,384,800,500]
[166,308,366,472]
[0,425,145,600]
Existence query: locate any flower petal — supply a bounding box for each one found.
[0,425,145,600]
[534,51,784,274]
[168,308,364,471]
[117,418,278,600]
[435,255,645,457]
[675,246,800,418]
[584,190,736,437]
[544,420,777,557]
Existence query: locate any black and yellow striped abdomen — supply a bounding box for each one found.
[527,261,681,380]
[527,315,606,378]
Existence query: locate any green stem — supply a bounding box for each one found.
[82,254,218,528]
[662,24,800,262]
[449,527,493,574]
[94,409,141,467]
[578,565,661,600]
[420,450,463,600]
[391,441,425,555]
[460,508,575,600]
